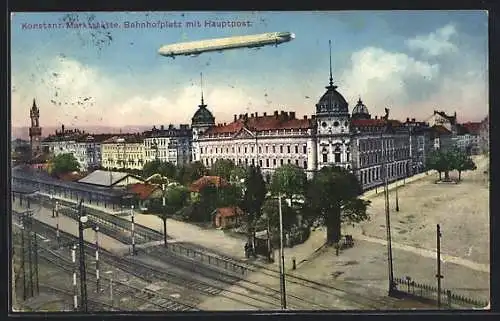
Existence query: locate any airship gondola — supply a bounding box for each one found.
[158,32,295,58]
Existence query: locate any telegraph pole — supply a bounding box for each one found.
[382,124,396,296]
[278,194,287,309]
[162,183,167,248]
[32,232,39,295]
[436,224,443,308]
[77,200,88,312]
[395,179,399,212]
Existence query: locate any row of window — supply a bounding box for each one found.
[201,144,308,155]
[102,153,143,160]
[359,162,408,186]
[203,157,308,169]
[322,152,349,163]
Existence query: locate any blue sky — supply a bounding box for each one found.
[11,11,488,129]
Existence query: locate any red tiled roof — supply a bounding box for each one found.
[189,176,229,192]
[215,207,243,218]
[351,119,402,127]
[127,183,160,200]
[461,122,481,135]
[205,114,312,135]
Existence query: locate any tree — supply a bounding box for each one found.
[453,150,477,181]
[210,159,235,181]
[427,149,454,181]
[49,153,80,176]
[229,165,248,183]
[143,160,177,180]
[217,184,242,208]
[199,182,219,220]
[240,166,267,246]
[154,185,189,246]
[270,164,307,207]
[183,161,208,184]
[261,197,296,232]
[305,166,371,245]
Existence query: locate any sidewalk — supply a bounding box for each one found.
[12,197,129,255]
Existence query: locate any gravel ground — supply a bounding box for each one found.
[358,155,489,265]
[297,240,489,307]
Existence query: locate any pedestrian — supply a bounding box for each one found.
[244,243,249,258]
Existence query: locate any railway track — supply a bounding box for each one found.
[38,283,120,311]
[144,246,337,310]
[36,246,198,311]
[164,242,429,309]
[12,209,426,310]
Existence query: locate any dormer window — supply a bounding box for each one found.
[334,121,339,127]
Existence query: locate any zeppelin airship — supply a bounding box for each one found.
[158,32,295,58]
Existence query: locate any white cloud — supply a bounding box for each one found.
[339,46,439,110]
[11,57,270,129]
[405,23,458,56]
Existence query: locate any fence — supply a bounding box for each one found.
[394,276,488,308]
[167,242,250,276]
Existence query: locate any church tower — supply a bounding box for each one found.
[191,73,215,162]
[314,40,351,170]
[29,98,42,156]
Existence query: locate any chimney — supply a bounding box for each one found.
[375,116,378,120]
[224,122,226,126]
[311,115,316,119]
[245,113,248,119]
[281,111,285,116]
[274,110,278,116]
[263,112,267,117]
[412,118,415,122]
[62,124,65,133]
[234,114,237,121]
[255,112,258,117]
[290,112,296,119]
[160,125,164,130]
[239,114,242,120]
[250,113,254,118]
[303,115,307,120]
[169,124,173,129]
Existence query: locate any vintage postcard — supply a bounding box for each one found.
[10,11,489,312]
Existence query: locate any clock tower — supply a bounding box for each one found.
[29,98,42,157]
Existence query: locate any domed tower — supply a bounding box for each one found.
[351,97,371,120]
[315,41,351,170]
[29,98,42,157]
[191,73,215,162]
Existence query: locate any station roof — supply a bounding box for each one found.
[78,170,132,187]
[12,165,131,198]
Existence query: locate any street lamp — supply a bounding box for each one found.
[50,196,55,218]
[54,201,61,248]
[162,183,167,248]
[93,226,100,292]
[130,205,136,255]
[77,201,89,312]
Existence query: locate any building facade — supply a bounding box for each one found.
[479,115,489,154]
[192,63,413,188]
[143,124,192,166]
[42,125,113,171]
[101,134,145,170]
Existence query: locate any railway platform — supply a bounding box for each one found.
[12,197,130,255]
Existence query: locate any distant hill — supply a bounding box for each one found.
[11,125,154,140]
